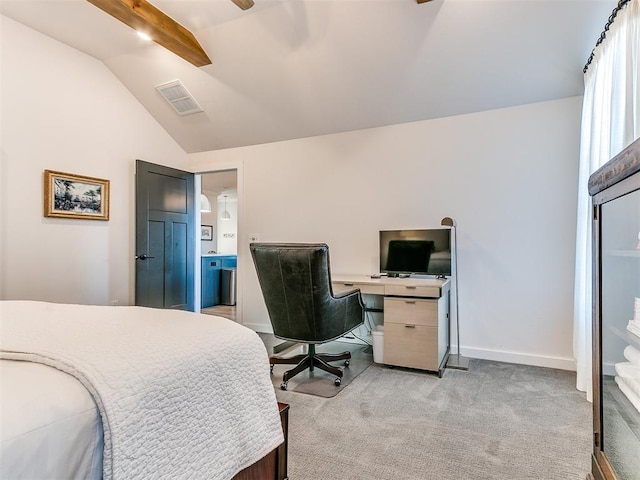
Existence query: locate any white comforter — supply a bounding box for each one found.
[0,301,284,480]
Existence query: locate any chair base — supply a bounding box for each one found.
[270,344,351,390]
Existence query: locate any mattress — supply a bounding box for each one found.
[0,360,103,479]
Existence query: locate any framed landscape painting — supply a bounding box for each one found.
[44,170,110,221]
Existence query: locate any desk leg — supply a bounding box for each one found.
[438,347,450,378]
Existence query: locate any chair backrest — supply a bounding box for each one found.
[250,243,363,343]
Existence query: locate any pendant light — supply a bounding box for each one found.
[200,194,211,213]
[221,195,231,220]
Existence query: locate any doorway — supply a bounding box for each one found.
[199,169,238,321]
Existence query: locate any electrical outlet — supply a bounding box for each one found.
[249,234,260,242]
[111,300,119,306]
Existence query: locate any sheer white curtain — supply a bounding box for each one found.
[574,0,640,401]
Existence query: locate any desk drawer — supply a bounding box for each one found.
[384,297,437,326]
[383,323,438,371]
[332,282,385,296]
[385,284,441,298]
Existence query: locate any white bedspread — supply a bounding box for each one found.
[0,301,284,480]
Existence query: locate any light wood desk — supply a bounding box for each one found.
[332,275,450,376]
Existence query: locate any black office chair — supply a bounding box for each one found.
[250,243,364,390]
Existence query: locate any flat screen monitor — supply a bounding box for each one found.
[379,229,451,276]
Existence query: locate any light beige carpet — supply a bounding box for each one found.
[275,358,592,480]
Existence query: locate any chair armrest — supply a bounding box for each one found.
[331,288,365,319]
[333,288,366,311]
[319,287,364,338]
[333,288,360,299]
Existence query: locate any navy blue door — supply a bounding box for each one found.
[135,160,195,310]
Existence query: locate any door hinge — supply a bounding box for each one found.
[594,431,600,448]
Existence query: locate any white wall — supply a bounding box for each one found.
[0,16,187,306]
[216,195,238,255]
[188,96,583,370]
[200,191,218,254]
[199,192,238,255]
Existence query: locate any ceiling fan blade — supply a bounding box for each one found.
[230,0,255,10]
[87,0,212,67]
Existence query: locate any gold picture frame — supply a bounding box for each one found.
[44,170,110,221]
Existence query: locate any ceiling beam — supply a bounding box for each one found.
[87,0,212,67]
[230,0,255,10]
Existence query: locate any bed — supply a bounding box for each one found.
[0,300,287,480]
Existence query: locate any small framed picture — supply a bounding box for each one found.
[44,170,110,221]
[201,225,213,241]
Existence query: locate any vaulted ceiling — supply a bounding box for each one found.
[1,0,617,153]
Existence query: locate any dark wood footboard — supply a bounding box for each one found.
[233,402,289,480]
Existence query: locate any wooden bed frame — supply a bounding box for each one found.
[233,402,289,480]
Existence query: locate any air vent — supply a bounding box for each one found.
[155,80,203,116]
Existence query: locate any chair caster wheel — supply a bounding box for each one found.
[334,377,341,386]
[280,381,288,390]
[344,359,350,367]
[270,364,274,373]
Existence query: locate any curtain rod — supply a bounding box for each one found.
[584,0,632,73]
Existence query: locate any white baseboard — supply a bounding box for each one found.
[459,346,576,371]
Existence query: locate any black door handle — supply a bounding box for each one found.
[135,254,155,260]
